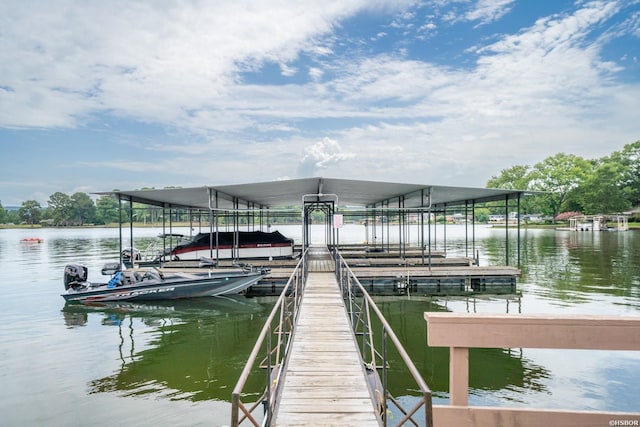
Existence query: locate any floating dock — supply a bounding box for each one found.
[160,245,520,296]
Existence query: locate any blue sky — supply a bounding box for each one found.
[1,0,639,206]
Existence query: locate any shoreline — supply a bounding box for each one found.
[2,222,639,230]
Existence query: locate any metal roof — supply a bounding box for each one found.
[103,177,528,211]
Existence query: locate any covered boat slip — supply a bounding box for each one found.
[103,177,529,294]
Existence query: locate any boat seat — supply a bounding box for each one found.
[142,269,163,281]
[122,271,141,285]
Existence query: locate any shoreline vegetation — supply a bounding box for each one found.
[3,222,639,230]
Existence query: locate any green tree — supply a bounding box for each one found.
[486,164,544,215]
[71,192,96,225]
[474,207,490,223]
[531,153,593,218]
[19,200,42,226]
[610,140,640,208]
[96,195,120,224]
[47,192,73,226]
[578,161,631,214]
[0,200,7,224]
[529,153,592,220]
[486,165,531,190]
[6,210,20,224]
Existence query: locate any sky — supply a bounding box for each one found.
[1,0,639,206]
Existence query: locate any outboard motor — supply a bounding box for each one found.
[64,264,88,290]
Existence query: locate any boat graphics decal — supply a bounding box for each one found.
[85,286,177,301]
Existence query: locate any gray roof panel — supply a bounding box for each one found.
[101,177,529,210]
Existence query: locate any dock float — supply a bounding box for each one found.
[273,248,380,426]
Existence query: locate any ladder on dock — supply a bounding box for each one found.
[273,247,380,425]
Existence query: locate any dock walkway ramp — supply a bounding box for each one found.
[273,246,380,426]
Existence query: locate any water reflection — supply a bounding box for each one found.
[1,226,638,424]
[519,230,640,309]
[61,297,275,403]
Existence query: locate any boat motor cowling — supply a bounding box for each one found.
[64,264,88,290]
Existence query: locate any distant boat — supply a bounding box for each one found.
[61,262,269,303]
[21,237,43,243]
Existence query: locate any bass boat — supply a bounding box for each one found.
[62,262,269,303]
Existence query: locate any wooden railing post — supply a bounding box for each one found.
[450,347,469,405]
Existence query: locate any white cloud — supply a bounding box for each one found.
[0,0,411,128]
[371,31,388,41]
[272,1,639,184]
[465,0,515,25]
[419,22,437,32]
[1,0,639,200]
[280,63,298,77]
[468,1,624,118]
[309,67,325,81]
[297,137,355,177]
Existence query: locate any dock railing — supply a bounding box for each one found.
[425,313,640,426]
[333,249,434,427]
[231,249,307,427]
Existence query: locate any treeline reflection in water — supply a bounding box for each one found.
[62,297,276,403]
[1,225,639,426]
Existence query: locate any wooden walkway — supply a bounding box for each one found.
[273,247,380,426]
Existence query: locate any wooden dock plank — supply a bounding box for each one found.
[274,257,380,426]
[276,412,379,427]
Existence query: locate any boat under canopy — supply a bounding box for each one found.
[169,230,294,260]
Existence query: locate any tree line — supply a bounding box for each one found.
[0,192,121,226]
[1,140,638,226]
[0,192,307,227]
[486,140,639,220]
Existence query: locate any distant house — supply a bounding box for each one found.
[446,213,464,223]
[524,214,543,223]
[488,215,505,223]
[489,214,518,225]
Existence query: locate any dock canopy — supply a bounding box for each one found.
[101,177,530,211]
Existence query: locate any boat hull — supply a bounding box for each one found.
[62,271,265,303]
[171,244,294,261]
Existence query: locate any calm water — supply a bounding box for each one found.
[1,224,639,426]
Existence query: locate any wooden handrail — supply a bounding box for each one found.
[425,313,640,426]
[426,313,640,350]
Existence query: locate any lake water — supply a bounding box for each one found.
[1,224,639,426]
